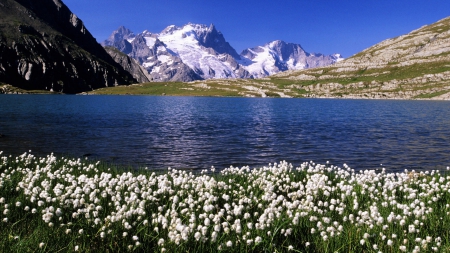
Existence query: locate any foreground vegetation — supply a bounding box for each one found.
[1,151,450,252]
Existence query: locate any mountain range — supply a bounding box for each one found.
[102,24,343,82]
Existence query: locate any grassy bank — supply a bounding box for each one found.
[86,82,244,97]
[1,151,450,252]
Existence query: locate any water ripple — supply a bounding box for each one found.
[1,95,449,171]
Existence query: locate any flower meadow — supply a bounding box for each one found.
[1,151,450,252]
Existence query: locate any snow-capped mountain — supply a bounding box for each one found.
[103,24,343,81]
[240,40,344,78]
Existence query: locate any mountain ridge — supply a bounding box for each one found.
[103,24,343,82]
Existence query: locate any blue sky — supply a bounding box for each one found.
[63,0,450,58]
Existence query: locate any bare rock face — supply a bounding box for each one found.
[104,47,152,83]
[0,0,136,93]
[199,24,241,59]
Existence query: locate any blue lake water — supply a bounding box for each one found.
[0,95,449,172]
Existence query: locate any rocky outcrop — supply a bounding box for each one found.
[199,24,241,59]
[104,47,152,83]
[0,0,136,93]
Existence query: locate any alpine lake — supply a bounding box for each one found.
[1,94,449,172]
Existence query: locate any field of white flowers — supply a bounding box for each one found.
[1,151,450,252]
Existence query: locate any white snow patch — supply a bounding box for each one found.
[143,62,156,68]
[144,37,156,48]
[240,46,280,77]
[156,46,167,53]
[157,24,238,79]
[157,55,173,65]
[151,66,161,73]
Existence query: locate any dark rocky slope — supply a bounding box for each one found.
[0,0,136,93]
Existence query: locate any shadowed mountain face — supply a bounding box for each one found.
[0,0,136,93]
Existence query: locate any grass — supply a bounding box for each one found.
[1,151,450,252]
[0,84,58,94]
[87,82,242,97]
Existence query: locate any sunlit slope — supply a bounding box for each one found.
[90,17,450,99]
[267,16,450,99]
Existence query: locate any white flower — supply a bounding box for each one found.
[226,241,233,247]
[211,231,218,242]
[194,232,201,241]
[39,242,45,248]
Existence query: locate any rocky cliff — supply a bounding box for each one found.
[0,0,136,93]
[104,46,152,83]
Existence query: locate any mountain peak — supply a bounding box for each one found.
[103,26,135,46]
[160,25,180,35]
[208,23,216,32]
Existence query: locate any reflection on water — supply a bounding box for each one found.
[0,95,449,171]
